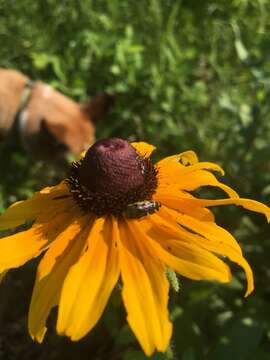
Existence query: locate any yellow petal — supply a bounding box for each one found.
[39,182,68,194]
[57,217,120,341]
[0,182,72,230]
[80,150,87,158]
[157,160,225,188]
[148,207,253,296]
[154,206,241,250]
[178,197,270,222]
[138,218,231,283]
[0,212,73,273]
[119,219,172,356]
[28,215,91,342]
[154,191,215,221]
[162,170,239,198]
[182,162,225,176]
[157,151,199,167]
[131,142,156,157]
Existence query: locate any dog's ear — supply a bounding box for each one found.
[81,93,115,124]
[40,119,68,154]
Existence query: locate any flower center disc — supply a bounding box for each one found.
[67,138,158,216]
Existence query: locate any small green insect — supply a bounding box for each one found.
[125,200,161,219]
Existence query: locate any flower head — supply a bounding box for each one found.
[67,138,158,216]
[0,138,269,356]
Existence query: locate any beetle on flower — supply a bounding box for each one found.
[0,138,269,356]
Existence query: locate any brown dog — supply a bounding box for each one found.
[0,68,113,161]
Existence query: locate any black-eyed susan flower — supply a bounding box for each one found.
[0,138,269,356]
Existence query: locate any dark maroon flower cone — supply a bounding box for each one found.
[67,138,158,216]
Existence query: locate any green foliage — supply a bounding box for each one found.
[0,0,270,359]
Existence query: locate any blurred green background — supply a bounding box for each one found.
[1,0,270,359]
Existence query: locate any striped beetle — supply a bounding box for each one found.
[124,200,161,219]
